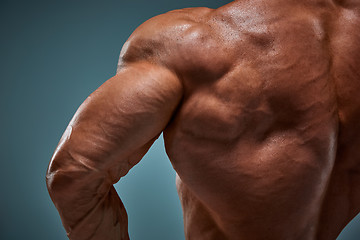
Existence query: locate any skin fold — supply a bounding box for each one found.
[46,0,360,239]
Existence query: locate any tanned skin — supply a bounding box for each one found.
[46,0,360,239]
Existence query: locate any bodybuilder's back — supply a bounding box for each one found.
[121,1,360,239]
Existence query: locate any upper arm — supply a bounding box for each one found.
[46,33,184,235]
[48,59,182,185]
[46,12,186,236]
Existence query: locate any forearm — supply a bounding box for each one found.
[46,147,130,240]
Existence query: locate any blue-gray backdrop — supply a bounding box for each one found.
[1,0,359,239]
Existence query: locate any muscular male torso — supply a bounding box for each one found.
[47,0,360,239]
[151,1,360,239]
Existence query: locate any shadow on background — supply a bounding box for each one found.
[0,0,358,239]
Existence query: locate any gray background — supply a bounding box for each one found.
[0,0,359,239]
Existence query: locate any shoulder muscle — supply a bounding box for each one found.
[117,8,221,75]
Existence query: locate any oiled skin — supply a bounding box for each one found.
[46,0,360,239]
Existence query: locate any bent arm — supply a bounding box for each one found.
[46,61,182,240]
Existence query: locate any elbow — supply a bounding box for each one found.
[46,149,110,202]
[46,151,59,195]
[45,149,81,200]
[45,153,71,200]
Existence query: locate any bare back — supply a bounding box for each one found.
[150,1,360,239]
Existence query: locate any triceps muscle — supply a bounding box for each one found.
[46,61,183,239]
